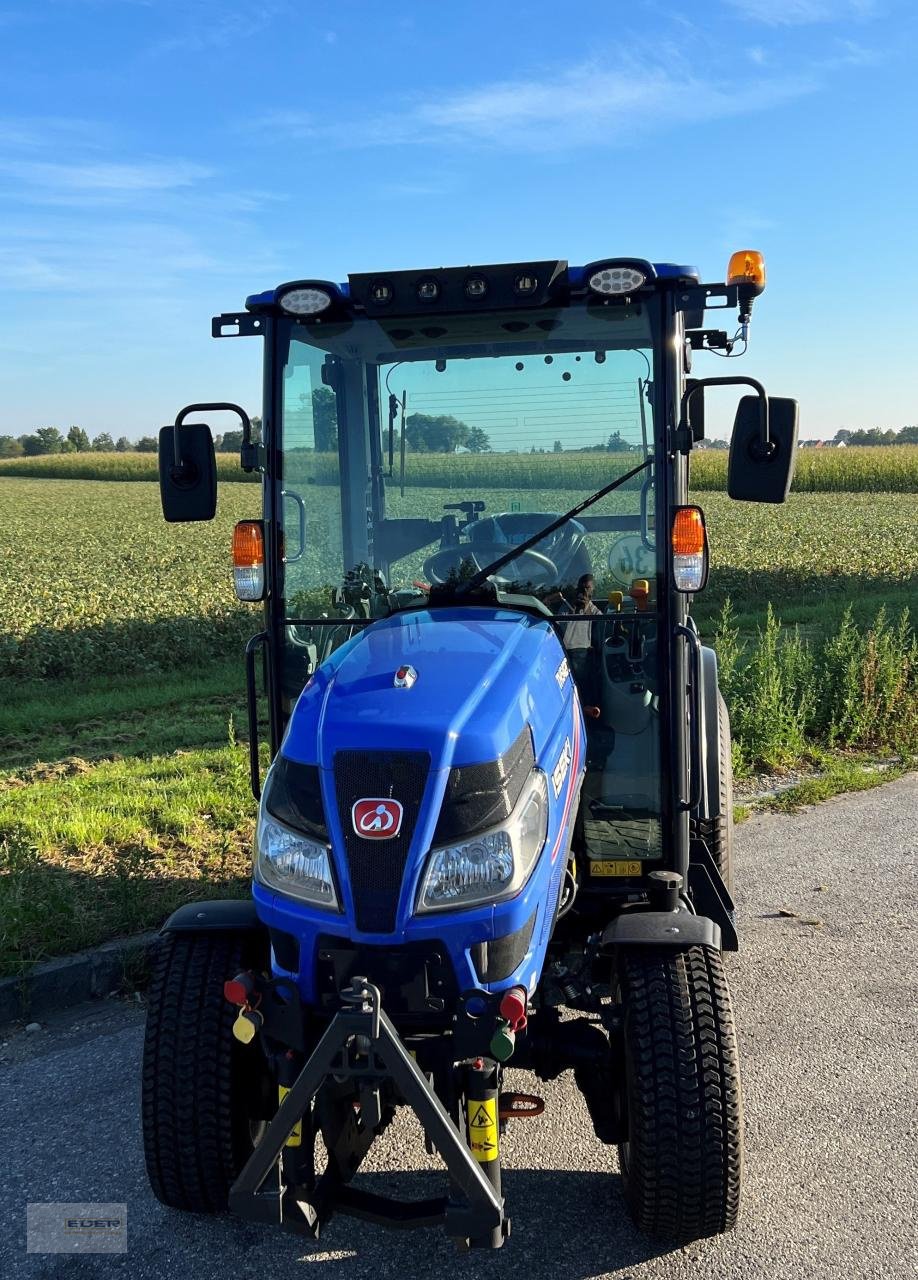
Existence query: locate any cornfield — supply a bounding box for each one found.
[0,444,916,493]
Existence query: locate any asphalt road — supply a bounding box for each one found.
[2,775,916,1280]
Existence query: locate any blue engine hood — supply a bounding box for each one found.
[282,606,570,771]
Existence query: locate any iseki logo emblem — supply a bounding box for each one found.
[352,798,403,839]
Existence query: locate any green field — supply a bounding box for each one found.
[0,472,915,977]
[1,476,915,682]
[1,443,917,493]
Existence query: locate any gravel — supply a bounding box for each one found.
[1,774,915,1279]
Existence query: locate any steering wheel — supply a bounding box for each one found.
[423,544,559,589]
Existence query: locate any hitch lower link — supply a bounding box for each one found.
[227,976,510,1249]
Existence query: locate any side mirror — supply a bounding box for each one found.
[728,396,798,503]
[158,422,217,522]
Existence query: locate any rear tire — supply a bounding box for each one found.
[142,930,269,1213]
[616,945,743,1242]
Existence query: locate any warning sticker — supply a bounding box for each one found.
[591,860,642,877]
[466,1098,498,1163]
[278,1085,302,1148]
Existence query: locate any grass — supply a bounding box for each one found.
[0,658,263,976]
[0,742,253,978]
[0,659,245,770]
[1,443,917,493]
[746,756,911,814]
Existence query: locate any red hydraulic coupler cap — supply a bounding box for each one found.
[224,973,254,1006]
[498,986,528,1031]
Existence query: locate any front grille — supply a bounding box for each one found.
[334,749,429,933]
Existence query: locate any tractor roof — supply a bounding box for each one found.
[244,261,701,311]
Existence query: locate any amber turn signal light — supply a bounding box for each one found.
[672,506,708,592]
[233,520,265,601]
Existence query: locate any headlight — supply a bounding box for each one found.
[417,771,548,912]
[254,812,339,911]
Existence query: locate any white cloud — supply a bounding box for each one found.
[251,57,818,153]
[0,115,280,296]
[0,216,280,294]
[148,0,288,54]
[725,0,877,24]
[0,157,211,194]
[0,115,111,150]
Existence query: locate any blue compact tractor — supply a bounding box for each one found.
[143,253,796,1250]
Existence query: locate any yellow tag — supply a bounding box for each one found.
[466,1098,498,1164]
[232,1011,257,1044]
[591,860,643,877]
[278,1085,302,1148]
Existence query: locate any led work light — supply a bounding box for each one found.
[588,266,647,296]
[277,285,333,316]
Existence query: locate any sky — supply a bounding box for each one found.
[1,0,916,442]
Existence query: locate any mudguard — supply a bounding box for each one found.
[159,899,266,935]
[600,910,721,951]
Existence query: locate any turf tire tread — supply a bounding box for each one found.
[141,931,256,1213]
[617,944,743,1242]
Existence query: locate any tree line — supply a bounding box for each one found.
[0,418,263,458]
[832,426,918,446]
[3,415,913,459]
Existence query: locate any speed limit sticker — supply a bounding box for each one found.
[607,533,655,588]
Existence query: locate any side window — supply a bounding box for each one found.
[281,346,343,615]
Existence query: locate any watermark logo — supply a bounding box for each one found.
[352,797,403,839]
[27,1203,127,1254]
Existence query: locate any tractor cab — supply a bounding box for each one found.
[161,253,795,902]
[148,253,797,1252]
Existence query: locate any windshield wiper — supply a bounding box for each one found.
[457,456,653,596]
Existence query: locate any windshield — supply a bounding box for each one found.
[278,304,659,626]
[275,302,666,870]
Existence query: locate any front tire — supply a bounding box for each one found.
[142,930,269,1213]
[616,945,743,1241]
